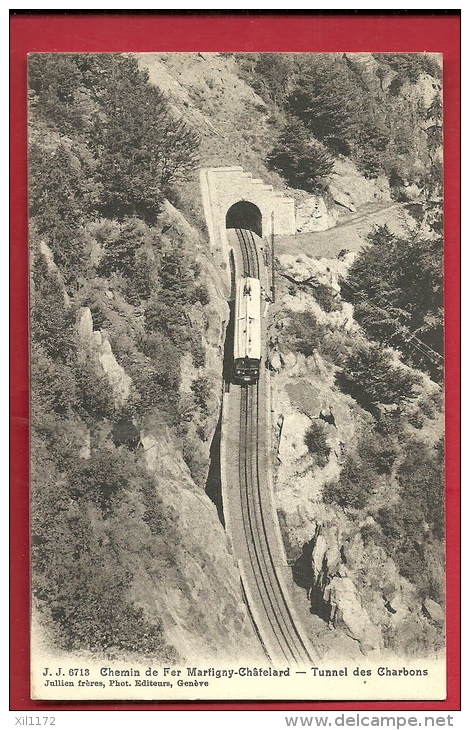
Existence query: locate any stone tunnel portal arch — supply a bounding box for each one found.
[225,201,262,239]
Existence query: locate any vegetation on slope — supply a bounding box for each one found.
[29,54,209,657]
[29,50,445,658]
[341,223,443,381]
[235,52,442,198]
[279,222,444,615]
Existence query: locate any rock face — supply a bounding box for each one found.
[295,195,339,233]
[422,598,445,625]
[270,254,359,527]
[298,520,383,653]
[270,252,443,658]
[290,507,444,657]
[76,307,131,408]
[323,576,383,652]
[140,427,261,662]
[329,159,391,209]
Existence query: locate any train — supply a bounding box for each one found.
[233,276,261,385]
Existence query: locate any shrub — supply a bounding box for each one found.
[191,282,210,306]
[67,447,129,511]
[191,375,215,416]
[356,428,397,475]
[336,342,420,414]
[75,359,116,421]
[304,420,330,467]
[31,345,78,417]
[267,117,334,191]
[139,335,181,391]
[286,311,326,357]
[311,282,340,313]
[30,253,77,363]
[190,338,206,369]
[144,300,188,351]
[342,227,443,381]
[323,457,377,510]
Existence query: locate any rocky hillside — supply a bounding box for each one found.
[29,51,443,663]
[29,54,260,663]
[268,251,443,659]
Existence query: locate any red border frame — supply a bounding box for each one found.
[10,11,460,712]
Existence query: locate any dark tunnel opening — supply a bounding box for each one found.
[226,201,262,238]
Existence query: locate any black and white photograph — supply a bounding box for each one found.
[28,51,445,701]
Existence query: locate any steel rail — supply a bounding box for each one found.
[234,227,314,664]
[238,386,295,663]
[251,383,314,663]
[246,384,311,663]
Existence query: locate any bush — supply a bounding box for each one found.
[311,282,340,313]
[191,282,210,306]
[323,457,377,510]
[336,342,420,414]
[304,420,330,467]
[30,253,77,363]
[267,117,334,191]
[370,437,444,590]
[31,345,78,417]
[397,438,444,540]
[144,300,188,351]
[67,447,129,510]
[286,311,326,357]
[139,335,181,391]
[191,375,215,416]
[356,428,397,475]
[190,338,206,369]
[124,351,181,423]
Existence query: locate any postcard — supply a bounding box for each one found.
[24,48,452,703]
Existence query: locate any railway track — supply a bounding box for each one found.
[234,228,314,664]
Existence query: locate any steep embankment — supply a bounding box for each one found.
[31,210,259,664]
[29,54,261,663]
[138,53,444,660]
[267,248,444,659]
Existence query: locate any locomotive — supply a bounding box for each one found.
[233,277,261,385]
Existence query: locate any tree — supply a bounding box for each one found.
[97,218,156,303]
[342,227,443,380]
[397,438,444,540]
[267,118,334,191]
[323,456,377,510]
[288,56,365,155]
[29,54,200,228]
[246,53,294,104]
[28,54,84,133]
[88,56,199,222]
[373,53,440,87]
[28,141,93,281]
[30,252,77,363]
[336,342,420,414]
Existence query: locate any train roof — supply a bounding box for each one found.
[234,277,261,361]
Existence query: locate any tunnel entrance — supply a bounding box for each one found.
[226,201,262,238]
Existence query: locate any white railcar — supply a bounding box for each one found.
[233,277,261,384]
